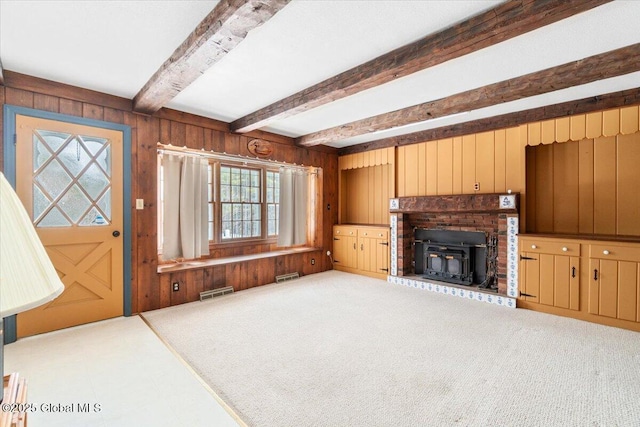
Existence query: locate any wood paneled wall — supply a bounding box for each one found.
[338,147,394,225]
[396,128,525,196]
[0,74,339,314]
[341,105,640,236]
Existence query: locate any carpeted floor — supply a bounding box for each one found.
[142,270,640,426]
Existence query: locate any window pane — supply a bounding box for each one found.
[221,185,230,202]
[231,185,240,202]
[232,204,242,220]
[243,204,251,220]
[252,204,261,220]
[222,204,232,220]
[252,221,261,236]
[221,167,230,184]
[251,187,259,202]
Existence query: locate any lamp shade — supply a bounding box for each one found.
[0,172,64,317]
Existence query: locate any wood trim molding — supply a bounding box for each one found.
[0,58,4,86]
[299,43,640,147]
[231,0,611,133]
[2,71,132,111]
[133,0,290,115]
[338,88,640,155]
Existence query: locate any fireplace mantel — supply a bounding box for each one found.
[390,193,519,214]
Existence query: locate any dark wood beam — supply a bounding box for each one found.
[133,0,290,115]
[298,43,640,147]
[0,58,4,86]
[338,87,640,155]
[231,0,611,133]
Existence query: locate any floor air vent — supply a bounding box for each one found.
[275,272,299,283]
[200,286,234,301]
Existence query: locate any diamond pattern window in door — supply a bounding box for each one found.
[32,128,112,228]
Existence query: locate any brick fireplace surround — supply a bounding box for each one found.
[390,193,519,295]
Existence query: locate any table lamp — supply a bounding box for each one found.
[0,171,65,400]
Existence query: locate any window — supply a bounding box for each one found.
[220,165,261,240]
[158,147,317,259]
[266,170,279,237]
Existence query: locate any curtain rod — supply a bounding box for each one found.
[157,143,319,174]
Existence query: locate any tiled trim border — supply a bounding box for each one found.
[387,275,517,308]
[507,217,519,298]
[390,213,398,276]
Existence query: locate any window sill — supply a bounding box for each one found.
[157,247,320,274]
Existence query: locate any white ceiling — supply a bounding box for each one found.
[1,0,640,149]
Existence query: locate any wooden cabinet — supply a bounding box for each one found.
[519,235,640,332]
[333,225,389,279]
[519,236,580,310]
[588,243,640,322]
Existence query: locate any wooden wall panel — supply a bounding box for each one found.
[552,141,579,233]
[555,117,570,142]
[475,131,494,193]
[437,138,453,195]
[404,144,419,196]
[593,136,617,235]
[425,142,437,195]
[602,109,620,137]
[534,144,554,233]
[1,74,338,314]
[578,139,595,234]
[617,133,640,236]
[620,106,639,135]
[586,112,602,138]
[494,129,506,193]
[570,114,586,141]
[462,134,476,194]
[541,120,555,144]
[525,147,537,232]
[505,127,522,192]
[418,142,427,195]
[452,137,463,194]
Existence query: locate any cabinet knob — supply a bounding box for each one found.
[350,231,353,235]
[364,232,368,236]
[336,230,340,234]
[531,244,537,249]
[603,250,610,255]
[562,247,568,252]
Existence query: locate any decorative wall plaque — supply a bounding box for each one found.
[247,139,273,157]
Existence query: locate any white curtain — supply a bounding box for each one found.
[162,153,209,260]
[278,168,309,247]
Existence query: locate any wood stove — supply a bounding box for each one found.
[414,229,487,286]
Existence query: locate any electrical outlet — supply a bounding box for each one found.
[311,258,315,265]
[326,250,331,256]
[473,182,480,191]
[172,282,179,292]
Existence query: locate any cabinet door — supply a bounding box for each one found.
[589,258,640,321]
[334,235,357,269]
[520,252,579,310]
[358,235,376,273]
[376,238,390,275]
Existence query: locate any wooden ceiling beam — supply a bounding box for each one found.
[297,43,640,147]
[338,87,640,155]
[231,0,611,133]
[133,0,290,115]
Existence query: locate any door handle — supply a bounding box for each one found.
[112,230,121,237]
[353,243,356,250]
[571,266,576,278]
[360,244,364,251]
[594,269,598,281]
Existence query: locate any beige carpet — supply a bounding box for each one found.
[142,270,640,426]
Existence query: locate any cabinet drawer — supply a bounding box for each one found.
[589,244,640,262]
[360,228,388,240]
[520,239,580,256]
[334,226,358,238]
